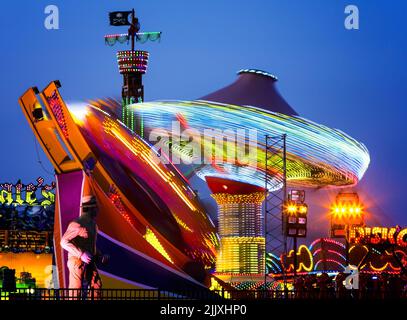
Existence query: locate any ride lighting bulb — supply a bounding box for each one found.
[288,206,297,213]
[299,206,307,214]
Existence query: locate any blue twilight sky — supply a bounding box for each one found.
[0,1,406,234]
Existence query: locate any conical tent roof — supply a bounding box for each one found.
[199,69,298,116]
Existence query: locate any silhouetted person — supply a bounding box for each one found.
[317,273,330,299]
[294,276,305,299]
[61,196,108,298]
[335,272,347,299]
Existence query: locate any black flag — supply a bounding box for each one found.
[109,11,132,26]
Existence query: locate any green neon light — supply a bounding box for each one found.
[121,98,125,124]
[140,115,144,138]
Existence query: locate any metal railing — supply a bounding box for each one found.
[0,288,405,301]
[0,288,290,301]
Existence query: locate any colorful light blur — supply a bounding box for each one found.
[82,98,370,278]
[67,103,219,269]
[126,100,370,189]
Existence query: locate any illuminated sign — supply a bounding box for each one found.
[282,245,313,272]
[349,226,407,247]
[0,177,55,207]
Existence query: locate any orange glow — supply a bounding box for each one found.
[105,123,198,212]
[299,205,308,214]
[0,253,52,287]
[330,200,364,226]
[288,205,297,214]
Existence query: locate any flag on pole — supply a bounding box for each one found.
[109,11,132,26]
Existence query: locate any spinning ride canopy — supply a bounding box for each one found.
[87,69,369,190]
[126,99,370,190]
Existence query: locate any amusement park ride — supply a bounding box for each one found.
[14,7,406,294]
[104,10,161,135]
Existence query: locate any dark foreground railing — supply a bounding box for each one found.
[0,288,290,301]
[0,288,405,301]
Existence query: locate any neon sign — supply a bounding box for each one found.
[282,245,313,272]
[349,226,407,247]
[0,177,55,207]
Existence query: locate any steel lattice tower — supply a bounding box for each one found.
[264,134,287,288]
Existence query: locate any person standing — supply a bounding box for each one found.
[61,195,106,297]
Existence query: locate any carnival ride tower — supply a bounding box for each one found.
[206,177,266,275]
[117,49,149,133]
[105,9,161,135]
